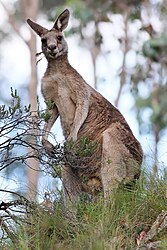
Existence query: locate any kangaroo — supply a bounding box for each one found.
[27,9,143,201]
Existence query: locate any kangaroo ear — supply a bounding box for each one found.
[27,19,48,36]
[53,9,70,31]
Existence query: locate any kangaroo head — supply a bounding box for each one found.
[27,9,70,60]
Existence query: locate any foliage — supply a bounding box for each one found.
[0,170,166,249]
[0,88,31,177]
[65,137,98,162]
[143,34,167,62]
[0,89,63,187]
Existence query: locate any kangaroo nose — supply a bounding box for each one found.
[48,44,56,51]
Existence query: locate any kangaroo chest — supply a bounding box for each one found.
[41,74,76,136]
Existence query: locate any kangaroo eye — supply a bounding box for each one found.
[41,38,47,46]
[57,36,62,41]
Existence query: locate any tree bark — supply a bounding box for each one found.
[21,0,40,200]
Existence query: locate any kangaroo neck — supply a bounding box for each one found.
[46,53,69,73]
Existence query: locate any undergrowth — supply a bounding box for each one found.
[1,170,167,250]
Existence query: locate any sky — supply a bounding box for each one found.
[0,1,166,201]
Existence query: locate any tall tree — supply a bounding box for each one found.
[21,0,40,200]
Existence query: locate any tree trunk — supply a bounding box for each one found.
[21,0,40,200]
[115,11,129,107]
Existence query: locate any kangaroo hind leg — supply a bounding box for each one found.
[101,125,130,199]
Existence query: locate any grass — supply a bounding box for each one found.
[1,170,167,250]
